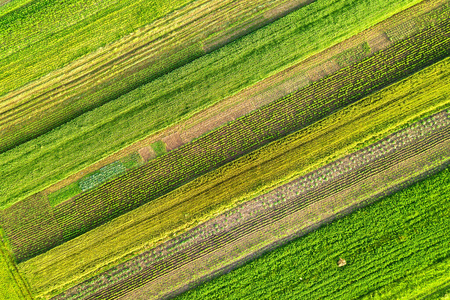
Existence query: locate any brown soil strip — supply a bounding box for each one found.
[52,111,450,299]
[367,32,392,53]
[161,133,184,152]
[37,0,448,198]
[138,147,156,163]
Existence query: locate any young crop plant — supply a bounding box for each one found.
[0,0,434,210]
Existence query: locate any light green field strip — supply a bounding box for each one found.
[16,58,450,300]
[0,229,32,300]
[0,0,33,16]
[0,0,312,155]
[362,256,450,299]
[0,0,424,208]
[122,122,450,299]
[175,165,450,300]
[0,0,194,96]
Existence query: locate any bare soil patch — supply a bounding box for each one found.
[138,147,156,163]
[180,112,234,143]
[162,132,184,151]
[306,60,340,82]
[368,32,392,53]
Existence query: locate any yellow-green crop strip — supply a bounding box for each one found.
[0,228,32,300]
[16,57,450,300]
[0,0,195,96]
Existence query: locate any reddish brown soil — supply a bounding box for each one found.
[307,59,340,82]
[161,132,184,151]
[180,112,234,143]
[138,147,156,163]
[367,32,393,53]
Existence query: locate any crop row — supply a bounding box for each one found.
[65,110,450,293]
[0,0,302,153]
[4,19,449,263]
[175,165,450,300]
[56,111,450,299]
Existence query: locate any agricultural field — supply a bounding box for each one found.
[4,24,449,264]
[1,0,449,299]
[10,57,450,299]
[49,109,450,299]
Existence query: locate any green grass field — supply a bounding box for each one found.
[0,0,423,208]
[1,0,321,154]
[2,1,450,299]
[176,165,450,299]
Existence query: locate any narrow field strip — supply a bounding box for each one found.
[0,14,448,251]
[0,0,196,96]
[35,0,450,203]
[54,111,450,299]
[13,59,450,299]
[125,148,450,300]
[174,165,450,300]
[1,19,447,264]
[0,0,432,205]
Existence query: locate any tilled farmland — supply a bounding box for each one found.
[0,0,449,299]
